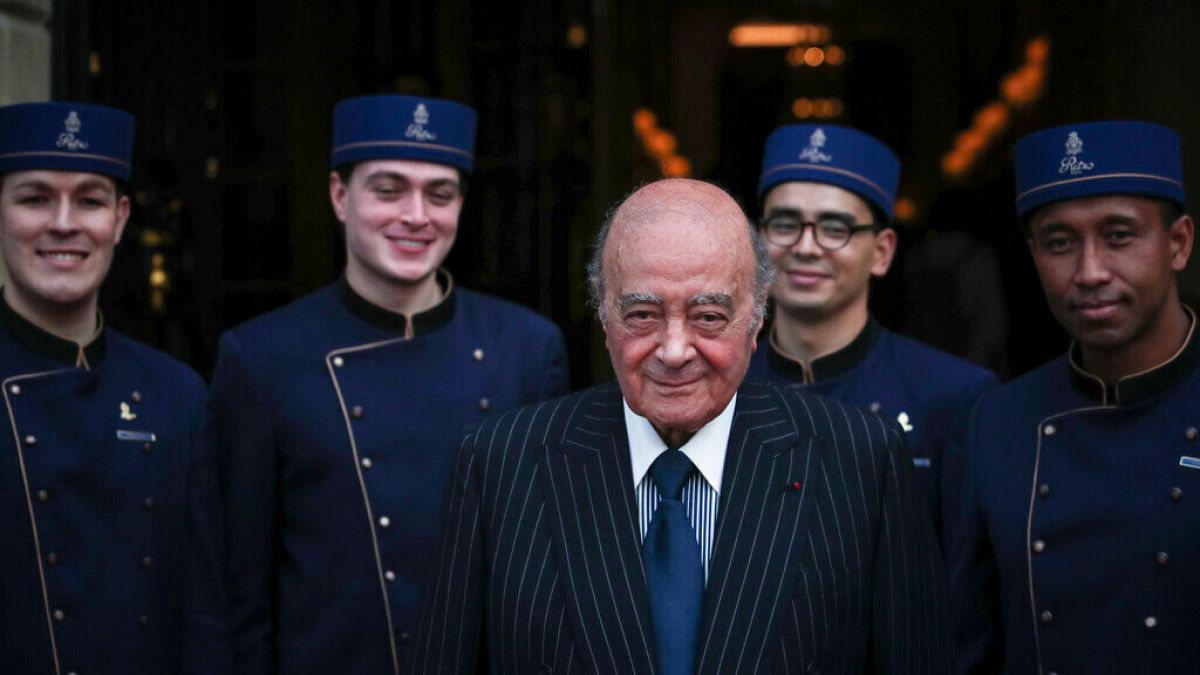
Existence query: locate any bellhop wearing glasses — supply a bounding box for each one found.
[746,124,996,527]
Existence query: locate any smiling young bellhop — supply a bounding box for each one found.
[0,101,229,674]
[207,94,569,675]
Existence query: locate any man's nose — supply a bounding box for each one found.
[656,318,695,368]
[793,224,823,258]
[402,195,430,227]
[1074,238,1113,288]
[48,198,77,235]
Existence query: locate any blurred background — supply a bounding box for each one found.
[3,0,1198,386]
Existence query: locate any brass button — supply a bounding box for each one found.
[1188,427,1198,441]
[1040,610,1053,624]
[53,609,65,622]
[1038,483,1050,498]
[9,384,20,395]
[1043,423,1056,436]
[869,402,881,413]
[142,441,153,454]
[143,496,155,510]
[141,556,154,568]
[351,405,364,419]
[1157,551,1170,565]
[1171,487,1184,502]
[131,390,143,403]
[385,570,396,582]
[24,435,36,445]
[36,489,49,502]
[361,457,373,469]
[478,398,491,411]
[332,356,345,368]
[1144,616,1158,629]
[379,516,390,528]
[1032,540,1046,553]
[138,614,150,627]
[47,552,59,565]
[473,348,484,362]
[398,631,412,644]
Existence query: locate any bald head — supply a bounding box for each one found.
[587,179,773,328]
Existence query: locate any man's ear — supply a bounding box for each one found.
[1168,214,1194,272]
[329,171,349,223]
[113,194,132,245]
[870,227,898,277]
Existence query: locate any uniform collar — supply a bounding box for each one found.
[0,291,106,368]
[1068,305,1200,407]
[624,394,736,495]
[766,315,880,384]
[337,268,457,339]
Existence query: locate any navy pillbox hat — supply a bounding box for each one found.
[0,101,134,181]
[1014,120,1185,219]
[758,124,900,222]
[331,95,477,174]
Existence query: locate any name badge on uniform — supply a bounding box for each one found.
[1180,455,1200,470]
[117,430,157,442]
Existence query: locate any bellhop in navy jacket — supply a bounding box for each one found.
[945,310,1200,673]
[208,274,569,675]
[746,317,997,527]
[0,299,229,675]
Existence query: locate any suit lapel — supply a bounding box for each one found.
[539,383,657,674]
[696,383,826,674]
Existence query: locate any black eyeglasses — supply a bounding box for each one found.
[759,211,880,250]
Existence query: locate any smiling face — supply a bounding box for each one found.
[1028,194,1193,366]
[330,159,463,300]
[760,181,894,321]
[0,170,129,316]
[601,179,760,442]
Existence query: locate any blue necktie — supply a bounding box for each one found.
[642,448,704,675]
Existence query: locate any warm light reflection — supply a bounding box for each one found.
[566,23,589,49]
[662,156,692,177]
[729,22,830,47]
[1026,37,1050,64]
[894,197,917,222]
[633,109,657,134]
[943,35,1050,181]
[803,47,825,66]
[792,98,843,119]
[825,45,846,65]
[633,109,692,177]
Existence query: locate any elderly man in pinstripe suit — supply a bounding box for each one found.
[414,179,951,674]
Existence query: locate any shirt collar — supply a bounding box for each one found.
[1067,304,1200,407]
[766,314,879,384]
[337,268,457,339]
[625,393,737,494]
[0,290,106,368]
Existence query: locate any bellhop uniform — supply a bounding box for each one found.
[945,120,1198,673]
[0,102,228,674]
[208,95,570,675]
[748,123,997,520]
[747,318,996,517]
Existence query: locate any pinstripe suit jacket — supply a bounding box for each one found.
[413,380,951,674]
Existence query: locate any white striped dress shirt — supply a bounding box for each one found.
[624,395,735,582]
